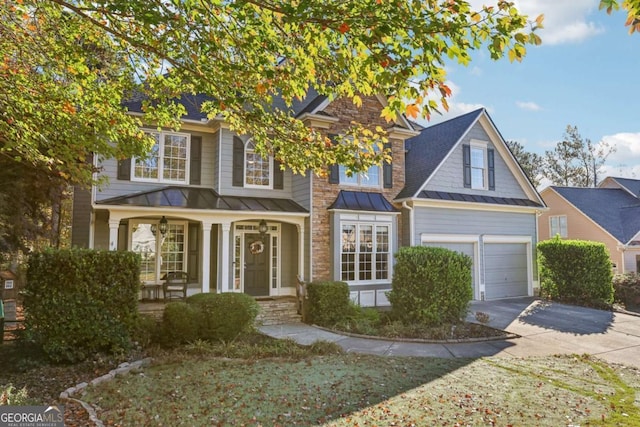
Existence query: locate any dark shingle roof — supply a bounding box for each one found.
[396,108,484,200]
[328,191,398,212]
[607,177,640,197]
[97,186,308,213]
[417,190,543,207]
[124,87,327,121]
[553,186,640,243]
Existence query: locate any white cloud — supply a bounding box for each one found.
[415,80,491,127]
[470,0,605,45]
[598,132,640,179]
[516,101,542,111]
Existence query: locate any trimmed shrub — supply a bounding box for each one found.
[612,273,640,308]
[23,248,140,363]
[159,302,200,347]
[538,237,613,305]
[187,292,259,341]
[387,246,472,326]
[305,281,351,327]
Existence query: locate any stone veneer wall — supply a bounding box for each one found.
[311,95,406,281]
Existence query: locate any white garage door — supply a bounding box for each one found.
[484,243,528,299]
[422,242,475,294]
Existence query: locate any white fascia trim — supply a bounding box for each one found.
[297,112,340,129]
[483,235,532,244]
[387,126,420,140]
[329,209,400,217]
[420,233,479,243]
[374,94,415,130]
[411,198,543,214]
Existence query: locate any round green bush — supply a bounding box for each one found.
[305,281,351,327]
[160,302,199,347]
[387,246,473,326]
[187,292,260,341]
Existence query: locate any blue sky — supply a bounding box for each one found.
[421,0,640,182]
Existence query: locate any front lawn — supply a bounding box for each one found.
[83,350,640,426]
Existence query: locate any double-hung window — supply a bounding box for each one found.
[340,223,390,282]
[339,164,381,187]
[130,220,187,284]
[549,215,567,238]
[134,131,190,183]
[244,140,272,188]
[470,146,486,189]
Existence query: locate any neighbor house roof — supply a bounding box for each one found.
[328,190,398,212]
[396,108,484,200]
[96,186,308,213]
[603,177,640,198]
[552,186,640,244]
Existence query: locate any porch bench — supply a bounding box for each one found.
[162,271,189,301]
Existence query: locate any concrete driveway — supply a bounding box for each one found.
[259,298,640,369]
[468,297,640,368]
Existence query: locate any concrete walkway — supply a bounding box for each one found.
[259,298,640,369]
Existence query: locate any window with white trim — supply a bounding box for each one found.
[244,140,272,187]
[130,220,187,283]
[339,164,381,187]
[133,131,189,183]
[340,223,390,282]
[470,146,486,189]
[549,215,567,237]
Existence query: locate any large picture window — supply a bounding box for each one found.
[245,140,272,187]
[134,131,189,183]
[340,223,390,282]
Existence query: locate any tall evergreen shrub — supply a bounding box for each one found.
[24,248,141,362]
[387,246,472,326]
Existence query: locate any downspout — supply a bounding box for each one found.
[402,201,414,246]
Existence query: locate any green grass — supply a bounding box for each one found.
[83,350,640,426]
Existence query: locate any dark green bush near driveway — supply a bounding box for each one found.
[538,237,613,306]
[387,246,472,327]
[612,273,640,308]
[305,281,352,327]
[23,249,141,363]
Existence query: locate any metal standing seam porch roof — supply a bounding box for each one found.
[96,186,308,213]
[328,190,398,212]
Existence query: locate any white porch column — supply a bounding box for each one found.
[297,223,305,281]
[220,221,232,292]
[108,218,120,251]
[201,221,213,294]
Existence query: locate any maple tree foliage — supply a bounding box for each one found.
[1,0,542,185]
[600,0,640,33]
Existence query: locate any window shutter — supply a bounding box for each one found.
[487,148,495,190]
[232,137,244,187]
[328,134,339,184]
[189,136,202,185]
[187,223,199,282]
[462,144,471,188]
[274,160,284,189]
[383,142,393,188]
[117,159,131,181]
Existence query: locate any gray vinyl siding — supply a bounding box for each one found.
[95,130,217,202]
[71,186,92,248]
[218,129,294,198]
[423,123,528,199]
[413,207,536,241]
[93,211,110,250]
[291,173,311,210]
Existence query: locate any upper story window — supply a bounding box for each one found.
[549,215,567,238]
[244,140,272,188]
[463,141,495,191]
[133,131,190,183]
[339,164,381,187]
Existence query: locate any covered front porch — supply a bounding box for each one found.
[92,187,309,299]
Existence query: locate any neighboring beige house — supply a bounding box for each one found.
[538,177,640,274]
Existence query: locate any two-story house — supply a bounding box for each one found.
[72,91,418,305]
